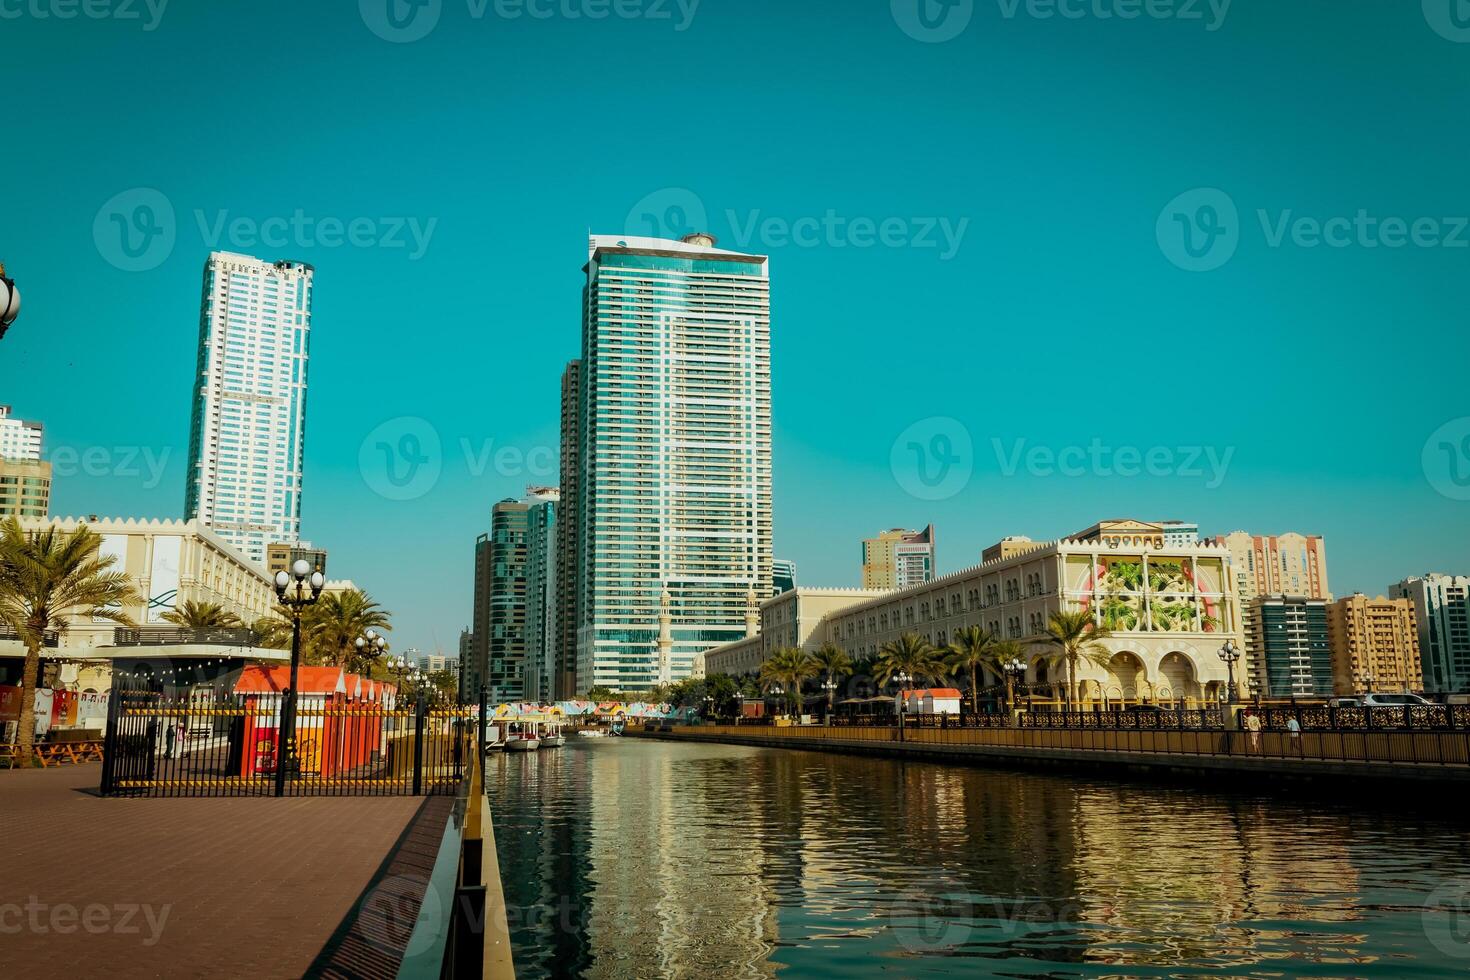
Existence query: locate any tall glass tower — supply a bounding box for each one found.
[184,251,314,568]
[576,233,772,692]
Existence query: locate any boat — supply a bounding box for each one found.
[504,719,541,752]
[576,729,608,738]
[540,721,566,748]
[483,722,506,752]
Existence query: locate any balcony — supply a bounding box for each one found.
[111,627,265,648]
[0,625,60,648]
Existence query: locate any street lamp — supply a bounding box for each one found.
[273,558,325,797]
[770,684,784,719]
[734,690,745,726]
[0,263,19,341]
[1217,640,1241,706]
[1004,658,1026,713]
[354,629,388,677]
[822,678,838,724]
[893,670,911,738]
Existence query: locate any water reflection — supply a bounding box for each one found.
[486,741,1470,978]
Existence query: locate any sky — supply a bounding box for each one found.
[2,0,1469,656]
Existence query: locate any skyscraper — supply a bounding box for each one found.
[184,252,314,568]
[0,405,42,460]
[523,487,559,704]
[575,233,772,691]
[1390,574,1470,693]
[555,361,581,698]
[1248,595,1333,698]
[1214,530,1330,698]
[772,558,796,595]
[862,526,936,591]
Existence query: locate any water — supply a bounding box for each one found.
[486,739,1470,978]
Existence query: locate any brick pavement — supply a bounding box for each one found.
[2,764,448,978]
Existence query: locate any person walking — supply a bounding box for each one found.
[1245,708,1262,754]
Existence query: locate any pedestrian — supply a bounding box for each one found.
[1286,715,1302,756]
[1245,708,1262,753]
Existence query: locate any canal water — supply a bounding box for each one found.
[486,739,1470,978]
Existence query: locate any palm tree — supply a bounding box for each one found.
[990,639,1028,710]
[0,518,142,761]
[875,633,943,689]
[810,643,853,717]
[1034,608,1114,711]
[758,647,818,715]
[251,614,293,650]
[944,625,997,715]
[306,589,391,668]
[161,599,242,630]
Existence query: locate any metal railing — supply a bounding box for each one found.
[0,624,60,647]
[111,627,265,647]
[664,723,1470,768]
[100,675,472,797]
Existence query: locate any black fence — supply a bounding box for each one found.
[1258,704,1470,732]
[111,627,265,647]
[100,673,473,797]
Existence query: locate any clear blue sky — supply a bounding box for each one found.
[3,0,1468,655]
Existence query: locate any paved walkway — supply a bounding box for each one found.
[3,764,449,978]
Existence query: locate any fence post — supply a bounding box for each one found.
[100,679,122,795]
[412,697,426,796]
[478,686,488,754]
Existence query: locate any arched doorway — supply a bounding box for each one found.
[1159,652,1200,706]
[1105,652,1146,706]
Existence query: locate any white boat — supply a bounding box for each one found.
[505,734,540,752]
[541,723,567,748]
[505,717,543,751]
[576,729,607,738]
[483,723,506,752]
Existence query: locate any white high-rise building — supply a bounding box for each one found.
[184,252,314,568]
[1390,574,1470,694]
[576,234,772,692]
[0,405,42,460]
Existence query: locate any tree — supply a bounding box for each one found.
[990,639,1027,709]
[1034,608,1114,711]
[305,589,391,668]
[810,643,853,715]
[251,614,292,650]
[875,633,943,689]
[161,599,242,630]
[759,647,818,715]
[944,625,996,713]
[0,518,142,761]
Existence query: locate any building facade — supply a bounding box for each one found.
[0,458,50,519]
[1214,531,1330,600]
[1326,594,1422,695]
[701,587,889,678]
[575,234,772,692]
[523,488,559,704]
[1248,595,1332,698]
[555,360,581,698]
[266,540,328,577]
[15,517,275,645]
[184,251,314,568]
[861,526,936,591]
[772,559,796,595]
[1390,574,1470,694]
[0,405,42,460]
[703,531,1243,705]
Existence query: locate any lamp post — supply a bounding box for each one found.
[893,670,911,739]
[1217,640,1241,707]
[734,690,745,726]
[354,629,388,678]
[1004,658,1025,713]
[770,684,784,720]
[822,678,838,724]
[273,559,325,797]
[0,263,19,341]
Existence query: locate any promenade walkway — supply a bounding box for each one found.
[3,763,449,979]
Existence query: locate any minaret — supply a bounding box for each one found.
[744,588,759,638]
[657,589,673,686]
